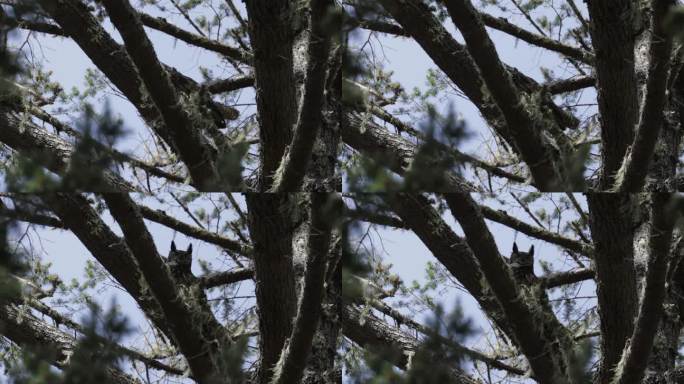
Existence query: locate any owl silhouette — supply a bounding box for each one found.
[509,242,535,284]
[168,241,193,284]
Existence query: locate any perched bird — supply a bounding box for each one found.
[509,242,536,284]
[167,241,194,284]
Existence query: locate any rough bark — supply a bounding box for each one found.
[342,304,480,384]
[0,106,136,192]
[444,193,572,384]
[103,193,227,383]
[587,0,639,188]
[245,193,298,383]
[245,0,298,190]
[586,194,639,383]
[0,303,142,384]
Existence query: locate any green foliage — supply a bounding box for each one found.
[4,101,128,191]
[345,301,476,384]
[346,104,469,191]
[0,217,26,305]
[0,2,39,85]
[6,302,132,384]
[208,335,250,384]
[216,139,249,189]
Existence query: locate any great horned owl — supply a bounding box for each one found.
[509,243,535,284]
[168,241,193,284]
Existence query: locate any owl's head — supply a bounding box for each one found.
[511,242,534,266]
[169,241,192,265]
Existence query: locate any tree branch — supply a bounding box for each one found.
[351,10,593,64]
[544,75,595,95]
[0,303,142,384]
[198,267,254,289]
[0,15,65,36]
[40,194,176,343]
[0,206,64,228]
[38,0,238,186]
[442,0,566,190]
[377,0,571,176]
[138,204,251,256]
[28,106,185,184]
[342,110,479,192]
[102,193,225,383]
[205,75,255,94]
[137,11,249,62]
[0,105,137,192]
[24,295,185,377]
[382,194,516,340]
[100,0,223,189]
[444,193,569,384]
[479,205,593,255]
[364,298,526,375]
[479,12,592,63]
[341,304,480,384]
[539,268,595,289]
[368,105,526,183]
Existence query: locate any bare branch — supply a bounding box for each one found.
[0,105,137,192]
[0,303,142,384]
[480,205,593,255]
[540,268,595,289]
[199,267,254,289]
[103,193,225,383]
[342,304,481,384]
[138,11,249,62]
[479,12,592,63]
[444,193,570,384]
[441,0,565,190]
[100,0,222,189]
[342,110,480,192]
[544,75,595,95]
[138,204,251,256]
[205,75,255,94]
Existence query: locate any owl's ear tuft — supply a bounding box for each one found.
[529,245,534,257]
[187,244,192,253]
[512,242,518,253]
[171,241,177,252]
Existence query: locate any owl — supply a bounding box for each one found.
[168,241,193,284]
[509,243,535,284]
